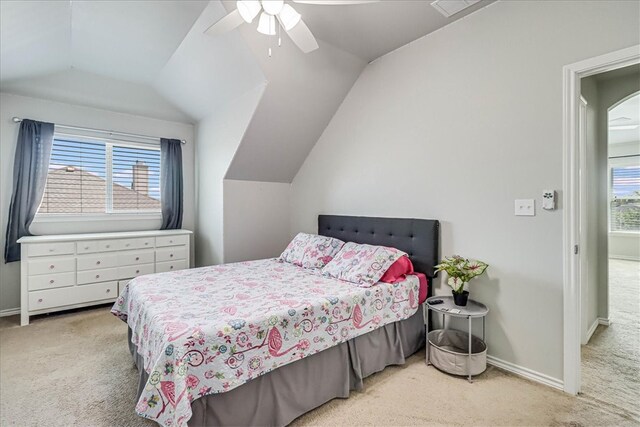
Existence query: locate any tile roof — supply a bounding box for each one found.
[39,167,160,213]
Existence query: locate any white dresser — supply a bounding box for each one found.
[17,229,192,326]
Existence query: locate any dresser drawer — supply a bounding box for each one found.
[28,257,75,276]
[119,263,154,279]
[29,281,117,311]
[120,237,155,250]
[28,242,75,257]
[77,253,119,271]
[28,272,75,291]
[156,259,187,273]
[98,240,119,252]
[77,241,100,254]
[156,246,187,262]
[118,249,154,266]
[77,267,119,285]
[156,234,188,247]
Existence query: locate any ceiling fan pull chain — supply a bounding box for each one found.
[278,23,282,48]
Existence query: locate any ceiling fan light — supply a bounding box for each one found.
[237,0,261,23]
[257,12,276,35]
[261,0,284,15]
[279,4,301,31]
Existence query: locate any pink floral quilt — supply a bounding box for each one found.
[111,259,420,427]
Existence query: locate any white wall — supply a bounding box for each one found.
[0,92,195,313]
[290,0,640,382]
[194,84,266,267]
[223,180,291,263]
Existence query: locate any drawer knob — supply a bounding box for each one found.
[106,289,111,293]
[84,246,89,250]
[145,242,149,246]
[126,244,130,247]
[96,261,101,265]
[136,270,140,274]
[38,298,43,303]
[49,280,54,284]
[169,240,173,244]
[49,265,55,269]
[95,274,100,279]
[170,254,174,258]
[105,245,110,248]
[49,248,54,252]
[170,265,174,270]
[135,257,140,261]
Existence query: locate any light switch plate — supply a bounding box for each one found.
[515,199,535,216]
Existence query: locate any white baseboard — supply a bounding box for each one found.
[583,318,599,344]
[598,317,610,326]
[609,255,640,261]
[487,355,564,391]
[0,308,20,317]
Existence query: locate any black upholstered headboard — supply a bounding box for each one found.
[318,215,440,279]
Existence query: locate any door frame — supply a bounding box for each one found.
[562,44,640,395]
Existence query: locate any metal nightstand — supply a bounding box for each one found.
[425,295,489,382]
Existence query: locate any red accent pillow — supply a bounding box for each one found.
[380,256,414,284]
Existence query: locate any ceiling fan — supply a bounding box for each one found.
[204,0,379,55]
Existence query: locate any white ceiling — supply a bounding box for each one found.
[0,1,207,83]
[290,0,494,63]
[609,93,640,145]
[0,1,265,123]
[70,1,207,83]
[0,68,193,123]
[0,0,495,181]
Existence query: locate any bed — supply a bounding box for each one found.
[113,215,439,427]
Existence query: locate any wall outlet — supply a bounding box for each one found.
[515,199,535,216]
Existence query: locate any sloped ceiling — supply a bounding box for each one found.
[154,2,266,121]
[0,68,193,123]
[0,1,206,83]
[1,0,495,181]
[225,28,366,182]
[0,0,265,123]
[294,0,494,63]
[222,0,494,183]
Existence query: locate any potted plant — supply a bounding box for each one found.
[435,255,489,306]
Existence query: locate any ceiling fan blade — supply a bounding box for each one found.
[279,17,319,53]
[292,0,379,4]
[204,9,244,36]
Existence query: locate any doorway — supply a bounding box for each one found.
[562,45,640,398]
[579,73,639,415]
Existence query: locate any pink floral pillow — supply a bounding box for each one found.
[279,233,345,269]
[322,242,407,287]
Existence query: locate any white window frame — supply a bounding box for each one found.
[34,133,162,222]
[608,154,640,235]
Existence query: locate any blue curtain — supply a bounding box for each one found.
[160,138,183,230]
[4,119,54,262]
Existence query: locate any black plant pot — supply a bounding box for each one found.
[452,290,469,306]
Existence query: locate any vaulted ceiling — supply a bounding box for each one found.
[0,0,494,182]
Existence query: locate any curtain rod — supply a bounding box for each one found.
[11,117,187,145]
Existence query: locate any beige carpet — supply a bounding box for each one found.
[1,305,638,427]
[581,259,640,419]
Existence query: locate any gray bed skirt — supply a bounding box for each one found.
[129,309,425,427]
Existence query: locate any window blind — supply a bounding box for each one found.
[610,161,640,232]
[38,136,161,215]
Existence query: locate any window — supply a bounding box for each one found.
[609,156,640,232]
[38,136,161,215]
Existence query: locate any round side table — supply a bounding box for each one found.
[425,295,489,382]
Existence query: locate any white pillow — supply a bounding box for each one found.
[322,242,406,287]
[279,233,345,269]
